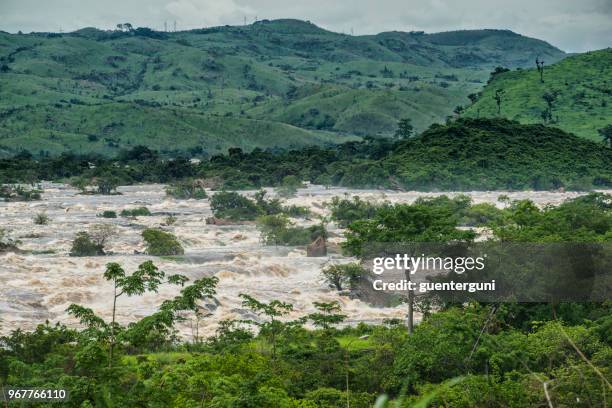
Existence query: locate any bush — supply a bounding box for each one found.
[33,212,49,225]
[164,215,177,225]
[282,204,310,218]
[0,228,19,251]
[165,179,207,199]
[0,185,42,201]
[329,196,382,227]
[257,215,326,246]
[70,232,105,256]
[142,228,184,256]
[120,207,152,217]
[99,210,117,218]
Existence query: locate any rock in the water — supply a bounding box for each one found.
[306,236,327,257]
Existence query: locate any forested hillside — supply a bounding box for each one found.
[0,19,566,157]
[2,119,610,191]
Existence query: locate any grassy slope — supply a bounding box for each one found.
[0,20,566,156]
[463,49,612,141]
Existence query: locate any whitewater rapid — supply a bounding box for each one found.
[0,183,603,339]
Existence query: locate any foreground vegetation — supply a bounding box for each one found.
[1,119,610,191]
[0,193,610,407]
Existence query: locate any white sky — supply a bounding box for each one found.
[1,0,611,52]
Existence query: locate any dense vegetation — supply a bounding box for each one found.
[1,118,610,191]
[463,48,612,140]
[0,20,566,157]
[0,193,610,407]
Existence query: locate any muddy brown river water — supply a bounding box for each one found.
[1,183,606,339]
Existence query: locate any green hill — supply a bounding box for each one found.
[463,48,612,140]
[0,20,566,157]
[377,118,612,190]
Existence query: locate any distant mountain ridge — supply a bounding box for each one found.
[0,19,566,157]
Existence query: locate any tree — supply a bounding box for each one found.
[542,91,558,123]
[598,125,612,148]
[239,294,294,359]
[308,301,346,330]
[321,263,364,291]
[94,174,120,195]
[103,261,166,366]
[343,200,475,334]
[395,118,414,139]
[88,224,117,249]
[210,191,261,220]
[536,56,545,82]
[494,89,505,115]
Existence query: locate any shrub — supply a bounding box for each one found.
[70,232,105,256]
[33,212,50,225]
[282,204,310,218]
[329,196,382,227]
[99,210,117,218]
[0,228,19,251]
[0,185,42,201]
[257,215,326,246]
[164,215,177,225]
[142,228,184,256]
[120,207,152,217]
[459,202,505,226]
[165,179,207,199]
[253,190,283,215]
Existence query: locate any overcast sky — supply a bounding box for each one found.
[1,0,611,52]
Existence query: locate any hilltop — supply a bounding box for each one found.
[0,19,565,157]
[378,118,612,190]
[463,48,612,140]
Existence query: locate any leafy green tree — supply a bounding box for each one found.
[239,294,294,359]
[308,301,346,330]
[102,261,166,365]
[210,191,262,220]
[343,200,475,333]
[94,174,120,195]
[321,263,364,291]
